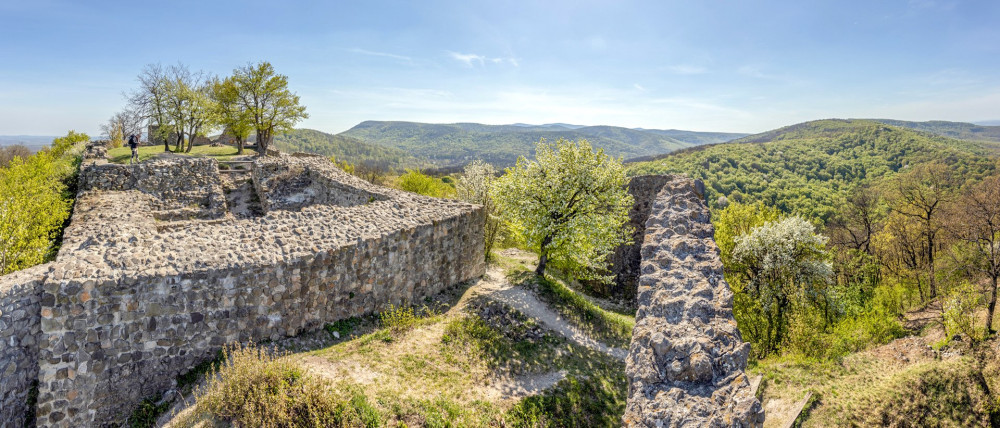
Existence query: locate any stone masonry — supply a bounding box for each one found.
[623,175,764,427]
[0,148,484,427]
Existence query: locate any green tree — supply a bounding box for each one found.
[230,62,308,155]
[456,160,503,261]
[0,151,71,274]
[492,138,633,279]
[730,216,833,357]
[712,201,782,270]
[210,76,253,154]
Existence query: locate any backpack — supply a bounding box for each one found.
[128,135,137,146]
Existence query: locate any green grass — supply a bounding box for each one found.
[107,144,257,164]
[752,350,996,427]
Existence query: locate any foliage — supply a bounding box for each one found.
[493,138,633,279]
[273,129,423,170]
[324,317,361,339]
[943,281,985,342]
[730,216,833,357]
[101,108,144,149]
[456,160,503,260]
[209,76,254,154]
[628,119,996,223]
[379,304,418,334]
[394,169,455,198]
[128,396,171,428]
[340,120,741,168]
[0,131,84,274]
[229,61,308,154]
[712,201,783,269]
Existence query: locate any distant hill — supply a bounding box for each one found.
[628,119,997,222]
[866,119,1000,146]
[272,129,428,170]
[338,121,748,168]
[0,135,57,152]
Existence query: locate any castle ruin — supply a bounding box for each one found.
[1,147,484,426]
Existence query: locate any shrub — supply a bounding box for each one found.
[188,342,379,427]
[396,169,455,198]
[380,304,417,334]
[943,281,984,342]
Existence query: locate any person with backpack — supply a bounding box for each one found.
[127,134,139,164]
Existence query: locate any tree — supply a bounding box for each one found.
[730,216,833,357]
[457,160,503,261]
[210,77,253,154]
[888,163,956,299]
[492,138,633,279]
[0,151,71,274]
[950,175,1000,334]
[161,64,216,152]
[101,107,145,149]
[230,62,308,155]
[129,64,173,151]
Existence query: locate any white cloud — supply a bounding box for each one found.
[634,83,646,91]
[447,51,519,67]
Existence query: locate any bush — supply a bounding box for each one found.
[187,342,380,427]
[943,281,985,342]
[380,304,418,334]
[396,169,455,198]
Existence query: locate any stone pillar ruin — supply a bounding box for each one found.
[622,175,764,427]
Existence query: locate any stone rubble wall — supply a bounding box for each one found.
[604,175,696,302]
[27,154,485,427]
[252,156,388,212]
[77,157,227,219]
[0,264,51,428]
[623,175,763,427]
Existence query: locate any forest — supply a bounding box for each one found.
[629,119,1000,362]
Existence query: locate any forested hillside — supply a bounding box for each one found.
[339,121,746,167]
[871,119,1000,145]
[628,119,998,222]
[272,129,428,170]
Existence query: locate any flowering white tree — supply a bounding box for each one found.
[457,160,503,261]
[492,138,633,279]
[731,216,832,355]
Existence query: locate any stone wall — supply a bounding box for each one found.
[623,176,763,427]
[0,264,50,428]
[12,153,485,427]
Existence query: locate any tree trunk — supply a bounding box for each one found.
[535,235,552,276]
[162,132,169,151]
[174,134,183,152]
[236,138,244,155]
[928,233,936,298]
[988,277,998,335]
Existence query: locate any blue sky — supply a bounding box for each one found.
[1,0,998,135]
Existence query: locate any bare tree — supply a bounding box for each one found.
[100,106,145,147]
[129,64,172,151]
[950,175,1000,334]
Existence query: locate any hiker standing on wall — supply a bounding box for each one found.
[128,134,139,164]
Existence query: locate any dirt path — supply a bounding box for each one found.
[461,267,628,360]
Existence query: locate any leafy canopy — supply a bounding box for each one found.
[493,138,633,280]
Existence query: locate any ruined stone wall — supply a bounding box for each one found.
[77,157,227,220]
[623,176,763,427]
[0,264,50,428]
[252,156,388,212]
[28,154,485,426]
